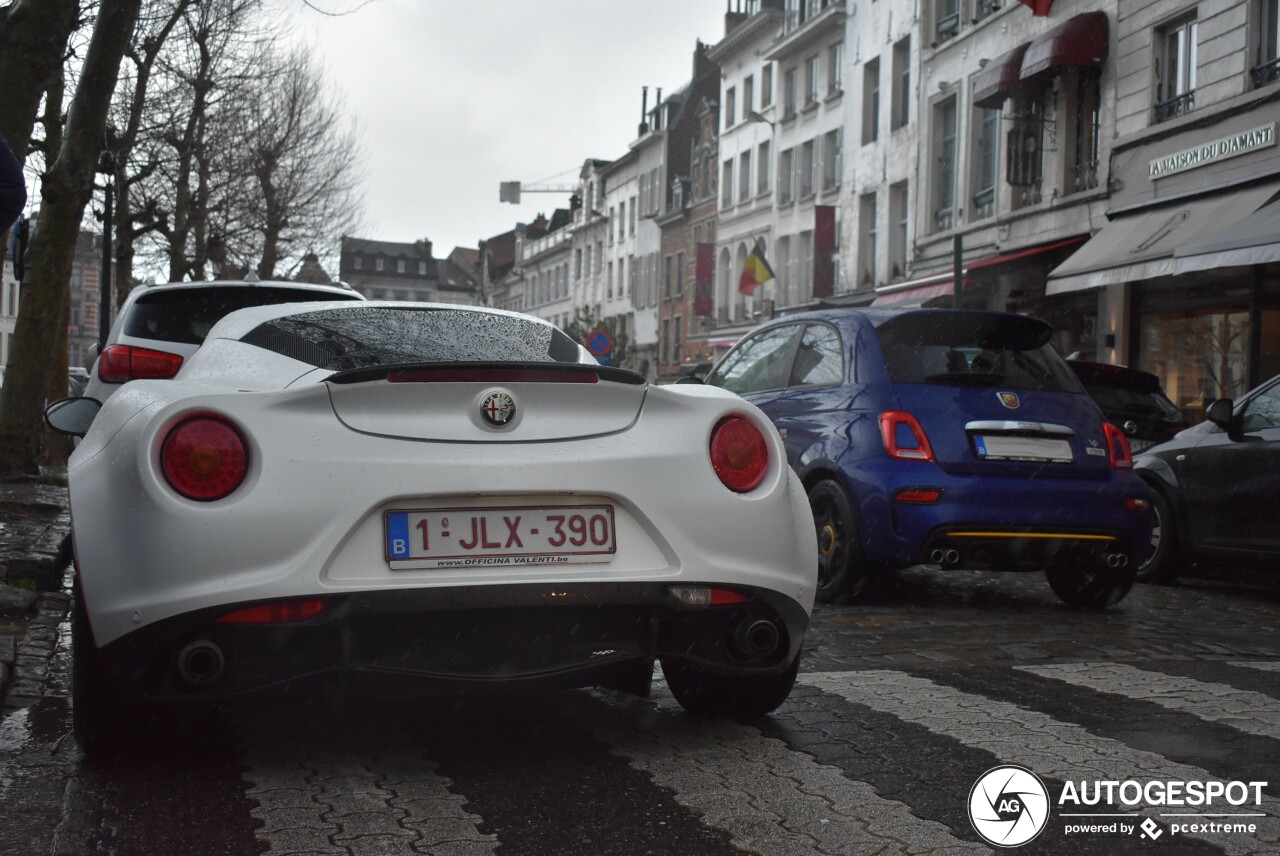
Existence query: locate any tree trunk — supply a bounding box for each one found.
[0,0,142,479]
[0,0,78,253]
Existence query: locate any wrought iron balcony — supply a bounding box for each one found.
[1154,91,1194,123]
[1071,160,1100,193]
[1251,56,1280,89]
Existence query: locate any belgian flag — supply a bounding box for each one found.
[738,242,775,296]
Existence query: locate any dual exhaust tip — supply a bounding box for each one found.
[1105,553,1130,568]
[929,547,961,566]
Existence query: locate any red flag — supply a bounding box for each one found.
[1015,0,1053,15]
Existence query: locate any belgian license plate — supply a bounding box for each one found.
[385,505,616,569]
[974,434,1074,463]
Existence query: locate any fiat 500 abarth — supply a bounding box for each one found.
[48,302,817,757]
[701,308,1152,608]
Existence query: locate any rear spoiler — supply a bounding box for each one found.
[327,361,645,386]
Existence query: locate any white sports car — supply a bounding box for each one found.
[47,302,817,757]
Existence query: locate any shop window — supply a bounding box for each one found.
[1141,306,1251,421]
[1155,14,1197,122]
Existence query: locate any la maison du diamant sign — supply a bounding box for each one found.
[1148,122,1276,179]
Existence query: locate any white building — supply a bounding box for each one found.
[708,1,786,334]
[514,210,574,331]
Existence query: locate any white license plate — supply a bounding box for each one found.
[973,434,1074,463]
[385,504,617,569]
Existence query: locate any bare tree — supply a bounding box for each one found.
[229,45,363,279]
[0,0,143,479]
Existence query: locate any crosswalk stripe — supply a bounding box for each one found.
[1018,663,1280,739]
[233,706,497,856]
[799,670,1280,855]
[578,686,990,856]
[1234,661,1280,674]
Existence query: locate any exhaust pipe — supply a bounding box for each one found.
[1105,553,1130,568]
[929,548,945,564]
[733,619,781,658]
[177,640,226,685]
[943,549,960,565]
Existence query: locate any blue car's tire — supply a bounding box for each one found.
[1046,562,1136,609]
[808,479,876,604]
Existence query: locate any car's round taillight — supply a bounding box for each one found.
[161,416,249,501]
[709,414,769,493]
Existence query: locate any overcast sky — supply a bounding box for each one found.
[280,0,730,257]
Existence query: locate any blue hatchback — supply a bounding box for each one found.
[703,308,1153,609]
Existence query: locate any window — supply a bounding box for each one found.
[935,0,960,43]
[662,318,671,364]
[822,129,842,191]
[743,75,754,115]
[673,315,682,365]
[776,236,792,303]
[707,324,803,394]
[627,254,636,300]
[793,324,843,387]
[664,255,674,299]
[1155,14,1198,122]
[780,148,795,203]
[676,252,684,295]
[862,57,880,145]
[932,97,957,233]
[1007,91,1044,207]
[609,206,615,243]
[725,86,737,128]
[758,141,771,194]
[630,195,637,234]
[575,249,583,279]
[859,192,877,286]
[375,257,385,271]
[800,139,816,197]
[784,67,798,117]
[971,102,999,220]
[828,42,843,95]
[889,181,908,281]
[1255,0,1280,87]
[891,37,911,130]
[395,259,405,273]
[607,261,614,298]
[973,0,999,24]
[722,159,735,207]
[1065,71,1101,193]
[739,151,752,202]
[418,261,427,275]
[596,242,603,273]
[762,64,774,106]
[804,56,820,106]
[353,255,363,270]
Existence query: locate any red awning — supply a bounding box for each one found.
[966,236,1088,273]
[871,281,957,307]
[1021,11,1109,80]
[974,42,1032,109]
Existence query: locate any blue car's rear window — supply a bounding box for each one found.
[875,311,1079,392]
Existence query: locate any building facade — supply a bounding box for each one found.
[339,237,479,305]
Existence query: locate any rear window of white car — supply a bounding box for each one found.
[876,310,1080,393]
[124,286,362,345]
[240,306,583,370]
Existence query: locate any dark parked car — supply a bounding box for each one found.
[1135,373,1280,583]
[702,308,1154,609]
[1068,360,1188,454]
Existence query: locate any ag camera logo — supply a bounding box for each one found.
[969,765,1051,847]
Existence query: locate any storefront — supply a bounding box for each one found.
[1045,112,1280,419]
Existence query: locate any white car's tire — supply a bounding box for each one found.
[661,651,800,719]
